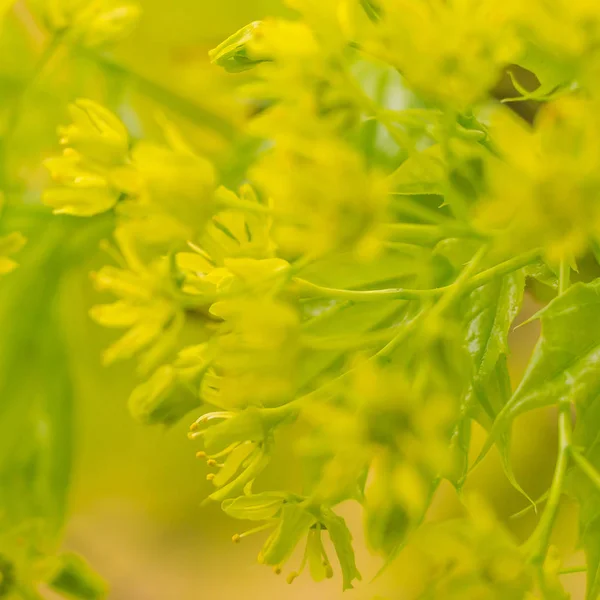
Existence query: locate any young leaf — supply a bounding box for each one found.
[388,145,445,196]
[493,280,600,432]
[465,271,525,382]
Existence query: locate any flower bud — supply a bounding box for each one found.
[128,365,202,426]
[209,21,266,73]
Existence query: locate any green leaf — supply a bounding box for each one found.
[320,507,362,590]
[460,272,528,497]
[388,145,445,196]
[465,271,525,382]
[494,280,600,431]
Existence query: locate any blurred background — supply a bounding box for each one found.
[0,1,587,598]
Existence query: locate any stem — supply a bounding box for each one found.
[376,245,488,361]
[524,258,573,564]
[524,404,572,563]
[1,31,64,190]
[571,449,600,494]
[559,566,587,575]
[294,278,442,302]
[389,195,450,225]
[382,222,484,243]
[429,245,489,318]
[300,327,397,351]
[462,248,541,293]
[78,48,237,140]
[559,259,571,295]
[294,248,540,303]
[439,109,469,221]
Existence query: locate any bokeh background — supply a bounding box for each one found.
[0,1,587,598]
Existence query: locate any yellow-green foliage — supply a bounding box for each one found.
[5,0,600,598]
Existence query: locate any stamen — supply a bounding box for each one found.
[231,523,274,544]
[315,525,334,578]
[205,443,241,459]
[190,411,233,432]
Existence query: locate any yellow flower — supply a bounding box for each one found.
[252,134,388,258]
[43,99,133,216]
[90,232,193,374]
[202,296,300,410]
[369,0,520,108]
[411,496,536,599]
[209,21,267,73]
[58,99,129,165]
[244,18,361,135]
[477,98,600,261]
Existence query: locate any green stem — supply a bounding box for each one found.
[1,31,64,190]
[294,248,540,303]
[524,258,572,564]
[382,222,484,243]
[300,327,397,351]
[294,278,442,302]
[524,404,572,563]
[439,109,469,221]
[571,449,600,494]
[559,259,571,295]
[376,245,488,361]
[462,248,541,293]
[389,195,450,225]
[78,48,237,140]
[559,566,587,575]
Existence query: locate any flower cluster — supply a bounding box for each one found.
[41,0,600,595]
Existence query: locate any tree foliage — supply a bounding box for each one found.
[4,0,600,598]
